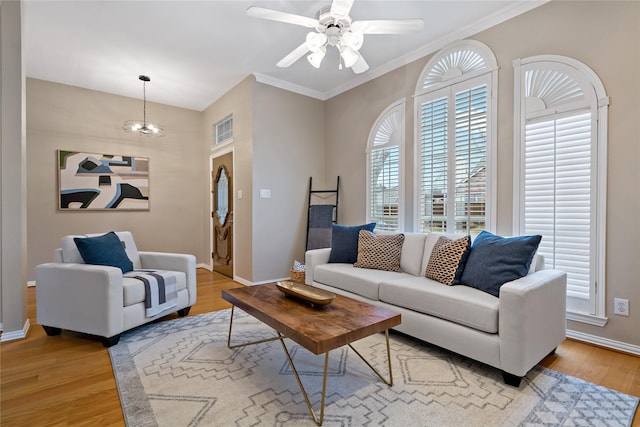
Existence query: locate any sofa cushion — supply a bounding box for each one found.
[425,235,471,285]
[354,230,404,272]
[328,223,376,264]
[123,270,187,307]
[313,263,408,301]
[399,233,428,276]
[460,231,542,297]
[379,276,499,333]
[60,235,86,263]
[74,231,134,273]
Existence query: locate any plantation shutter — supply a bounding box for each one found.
[455,85,487,232]
[514,56,608,320]
[367,101,404,231]
[418,95,448,232]
[523,111,593,305]
[418,81,488,234]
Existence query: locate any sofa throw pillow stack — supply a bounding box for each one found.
[328,222,376,264]
[354,230,405,272]
[460,230,542,297]
[425,235,471,285]
[74,231,134,273]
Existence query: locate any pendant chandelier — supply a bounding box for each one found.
[123,75,165,137]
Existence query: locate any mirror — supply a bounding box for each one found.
[216,166,229,225]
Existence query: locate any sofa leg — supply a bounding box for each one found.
[177,307,191,317]
[101,334,121,347]
[548,347,557,357]
[502,371,522,387]
[42,325,62,336]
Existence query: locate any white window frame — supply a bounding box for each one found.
[414,39,497,234]
[366,99,405,231]
[213,114,233,147]
[513,55,609,326]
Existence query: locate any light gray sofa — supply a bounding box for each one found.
[35,231,197,347]
[305,231,567,386]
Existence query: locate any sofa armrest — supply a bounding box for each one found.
[139,252,197,306]
[304,248,332,285]
[498,269,567,376]
[35,263,124,338]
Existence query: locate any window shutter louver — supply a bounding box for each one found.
[418,83,488,234]
[367,102,404,231]
[419,96,448,232]
[523,112,592,301]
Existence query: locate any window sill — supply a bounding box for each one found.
[566,311,608,327]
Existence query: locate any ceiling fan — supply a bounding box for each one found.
[247,0,424,74]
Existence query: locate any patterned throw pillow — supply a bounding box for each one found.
[354,230,405,272]
[425,236,471,285]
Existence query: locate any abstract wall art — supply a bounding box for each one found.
[58,150,150,210]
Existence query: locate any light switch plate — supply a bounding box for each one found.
[260,189,271,199]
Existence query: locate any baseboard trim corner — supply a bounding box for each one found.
[0,318,31,342]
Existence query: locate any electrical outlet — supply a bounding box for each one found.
[614,298,629,316]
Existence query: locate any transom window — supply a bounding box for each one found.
[214,114,233,146]
[414,40,497,235]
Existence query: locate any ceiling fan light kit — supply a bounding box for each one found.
[123,75,165,137]
[247,0,423,74]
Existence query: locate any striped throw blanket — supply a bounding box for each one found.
[125,270,178,317]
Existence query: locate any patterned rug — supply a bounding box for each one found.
[109,309,638,426]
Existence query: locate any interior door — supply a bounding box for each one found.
[212,152,233,277]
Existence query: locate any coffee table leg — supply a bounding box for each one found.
[278,332,329,426]
[348,329,394,386]
[226,305,283,349]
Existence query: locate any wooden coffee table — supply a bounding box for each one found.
[221,283,401,426]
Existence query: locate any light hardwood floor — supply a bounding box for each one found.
[1,268,638,426]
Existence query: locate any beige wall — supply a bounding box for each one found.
[202,76,254,281]
[325,1,640,347]
[252,83,325,282]
[26,79,208,279]
[203,78,325,283]
[1,0,28,337]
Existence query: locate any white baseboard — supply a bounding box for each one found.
[567,328,640,356]
[197,263,213,271]
[0,318,31,342]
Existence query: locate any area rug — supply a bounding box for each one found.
[109,309,638,426]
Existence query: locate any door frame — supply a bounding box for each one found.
[210,146,235,279]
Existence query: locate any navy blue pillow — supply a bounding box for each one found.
[460,231,542,297]
[328,223,376,264]
[74,231,134,273]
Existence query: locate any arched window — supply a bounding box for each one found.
[513,55,609,324]
[366,99,405,231]
[414,40,497,235]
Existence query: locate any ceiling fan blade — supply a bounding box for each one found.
[246,6,318,28]
[350,51,369,74]
[352,19,424,34]
[276,42,311,68]
[330,0,355,17]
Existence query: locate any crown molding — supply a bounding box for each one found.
[253,73,328,101]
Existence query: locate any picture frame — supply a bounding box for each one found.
[58,150,150,211]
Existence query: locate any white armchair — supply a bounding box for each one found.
[35,231,197,347]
